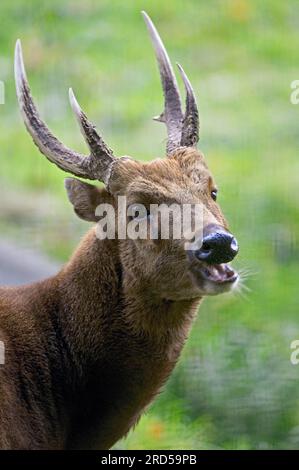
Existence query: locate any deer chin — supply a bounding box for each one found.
[190,262,239,295]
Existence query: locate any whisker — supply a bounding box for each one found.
[237,266,259,278]
[230,266,255,302]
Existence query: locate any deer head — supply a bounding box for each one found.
[14,11,239,301]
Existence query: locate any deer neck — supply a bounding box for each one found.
[54,227,201,447]
[59,227,201,363]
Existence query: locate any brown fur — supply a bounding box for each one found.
[0,147,234,449]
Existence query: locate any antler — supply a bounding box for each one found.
[177,63,199,147]
[14,40,116,186]
[142,11,183,155]
[15,13,199,174]
[142,11,199,154]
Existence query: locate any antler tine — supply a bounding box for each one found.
[68,89,115,185]
[14,40,115,184]
[142,11,183,155]
[177,63,199,147]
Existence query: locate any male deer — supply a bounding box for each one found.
[0,12,239,449]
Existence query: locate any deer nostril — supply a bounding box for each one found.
[201,241,212,252]
[230,237,239,253]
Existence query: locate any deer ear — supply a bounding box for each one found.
[64,178,105,222]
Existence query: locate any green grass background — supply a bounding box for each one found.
[0,0,299,449]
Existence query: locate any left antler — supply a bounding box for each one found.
[142,11,199,154]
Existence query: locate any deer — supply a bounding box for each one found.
[0,11,239,449]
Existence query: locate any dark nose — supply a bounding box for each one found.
[196,231,239,264]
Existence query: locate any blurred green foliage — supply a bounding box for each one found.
[0,0,299,449]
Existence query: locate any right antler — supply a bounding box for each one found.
[14,40,116,186]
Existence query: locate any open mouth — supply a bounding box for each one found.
[199,263,238,284]
[187,248,239,293]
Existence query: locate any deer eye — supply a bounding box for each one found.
[211,189,218,201]
[127,204,150,221]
